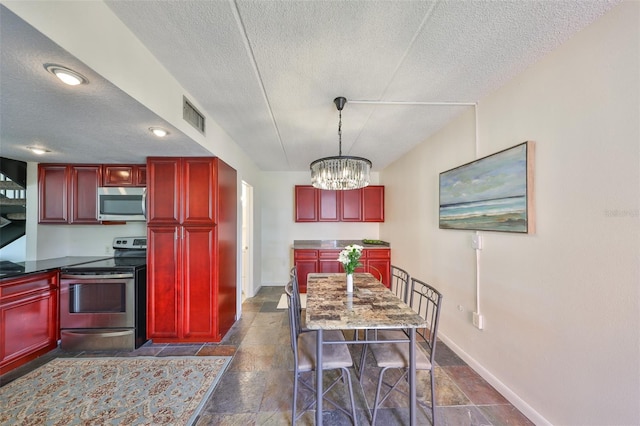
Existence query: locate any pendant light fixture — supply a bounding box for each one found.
[310,97,372,190]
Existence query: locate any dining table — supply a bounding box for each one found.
[305,272,427,425]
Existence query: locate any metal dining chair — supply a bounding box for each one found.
[367,278,443,425]
[390,265,410,303]
[285,281,357,425]
[289,266,310,333]
[358,265,411,377]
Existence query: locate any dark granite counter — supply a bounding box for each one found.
[0,256,111,280]
[293,239,390,249]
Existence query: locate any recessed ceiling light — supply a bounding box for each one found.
[44,63,88,86]
[27,146,50,155]
[149,127,169,137]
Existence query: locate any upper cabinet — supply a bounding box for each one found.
[294,185,384,223]
[102,164,146,187]
[38,163,145,224]
[362,186,385,222]
[295,186,318,222]
[146,158,216,226]
[38,164,102,224]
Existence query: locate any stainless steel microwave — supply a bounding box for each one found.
[98,187,146,222]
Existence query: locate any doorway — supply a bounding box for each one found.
[241,181,253,304]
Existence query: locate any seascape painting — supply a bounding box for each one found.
[439,141,535,233]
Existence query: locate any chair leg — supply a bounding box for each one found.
[292,369,298,425]
[371,367,387,426]
[341,367,358,425]
[430,368,436,425]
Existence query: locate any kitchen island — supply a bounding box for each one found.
[292,239,391,291]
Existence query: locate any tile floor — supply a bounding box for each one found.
[1,286,534,425]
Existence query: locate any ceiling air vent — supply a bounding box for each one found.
[183,96,205,134]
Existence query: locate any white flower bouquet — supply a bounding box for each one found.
[338,244,364,275]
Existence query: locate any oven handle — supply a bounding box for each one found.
[61,273,134,280]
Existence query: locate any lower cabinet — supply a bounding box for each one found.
[293,248,391,292]
[0,271,59,375]
[147,225,225,342]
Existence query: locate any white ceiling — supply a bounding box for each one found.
[1,1,618,170]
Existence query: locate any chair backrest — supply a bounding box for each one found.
[390,265,410,303]
[368,265,383,282]
[289,266,304,332]
[285,280,300,361]
[408,278,443,362]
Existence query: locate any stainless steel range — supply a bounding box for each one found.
[59,236,147,351]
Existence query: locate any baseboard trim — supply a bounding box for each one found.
[438,332,551,426]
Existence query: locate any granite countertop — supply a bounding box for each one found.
[0,256,112,280]
[305,273,425,330]
[293,239,390,249]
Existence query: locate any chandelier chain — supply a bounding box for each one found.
[338,109,342,157]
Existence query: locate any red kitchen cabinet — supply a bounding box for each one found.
[38,164,101,224]
[293,247,390,291]
[146,157,236,343]
[340,189,362,221]
[362,186,385,222]
[318,190,339,221]
[146,158,180,224]
[365,249,391,287]
[319,249,343,273]
[294,185,384,222]
[293,249,318,293]
[102,164,146,187]
[295,186,318,222]
[0,271,58,375]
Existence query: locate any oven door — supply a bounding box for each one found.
[60,273,135,329]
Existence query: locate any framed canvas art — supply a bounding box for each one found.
[439,141,535,233]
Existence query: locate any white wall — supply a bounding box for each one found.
[260,171,381,285]
[380,3,639,425]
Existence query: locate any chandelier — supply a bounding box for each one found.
[310,97,372,190]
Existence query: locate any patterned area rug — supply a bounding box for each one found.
[0,356,231,425]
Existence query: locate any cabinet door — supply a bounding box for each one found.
[102,165,135,186]
[366,249,391,288]
[362,186,385,222]
[147,225,181,339]
[318,190,339,221]
[147,158,181,224]
[38,164,68,223]
[318,249,343,273]
[340,189,362,221]
[294,249,318,293]
[69,165,101,224]
[182,158,216,225]
[295,186,318,222]
[101,164,146,187]
[136,166,147,186]
[182,226,218,341]
[0,271,58,375]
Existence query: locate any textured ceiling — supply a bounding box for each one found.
[1,1,619,170]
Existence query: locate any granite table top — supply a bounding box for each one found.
[305,272,426,330]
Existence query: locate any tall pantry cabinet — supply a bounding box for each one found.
[146,157,237,343]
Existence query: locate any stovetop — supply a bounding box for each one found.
[61,251,146,272]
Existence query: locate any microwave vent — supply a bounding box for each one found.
[183,96,205,134]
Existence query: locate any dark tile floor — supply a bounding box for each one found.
[1,286,534,425]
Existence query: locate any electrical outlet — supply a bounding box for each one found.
[472,312,484,330]
[471,233,483,250]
